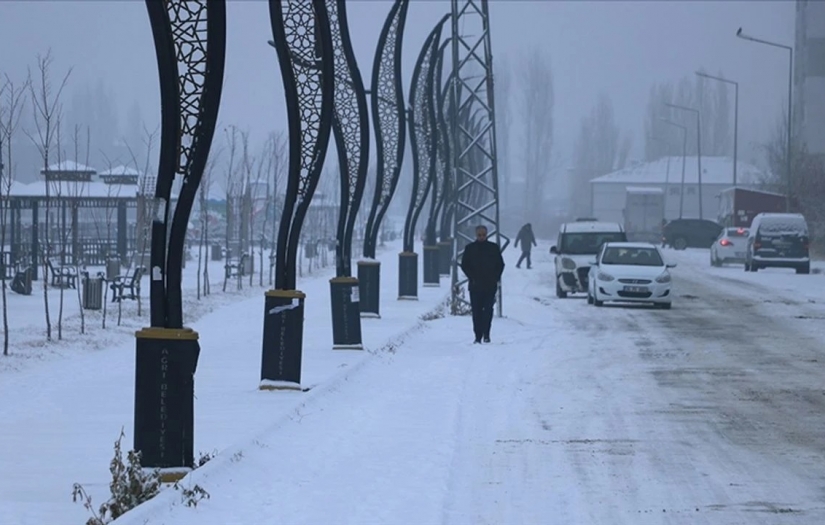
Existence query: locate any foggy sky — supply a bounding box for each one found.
[0,0,794,170]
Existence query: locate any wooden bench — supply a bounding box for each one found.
[110,266,145,302]
[47,259,77,289]
[224,253,249,279]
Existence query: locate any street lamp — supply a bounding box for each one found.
[660,118,688,219]
[665,103,703,219]
[696,71,739,188]
[736,27,793,211]
[648,136,673,218]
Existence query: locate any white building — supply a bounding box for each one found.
[589,156,770,223]
[795,0,825,156]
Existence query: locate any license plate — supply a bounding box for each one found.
[623,286,648,293]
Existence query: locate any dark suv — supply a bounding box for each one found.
[745,213,810,274]
[663,219,723,250]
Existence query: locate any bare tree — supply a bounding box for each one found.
[25,51,72,342]
[222,126,240,292]
[0,74,30,355]
[196,145,221,299]
[519,48,554,226]
[494,55,513,213]
[125,124,158,320]
[267,131,286,286]
[570,93,621,217]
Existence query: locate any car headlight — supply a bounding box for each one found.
[597,271,614,281]
[655,272,671,283]
[561,257,576,270]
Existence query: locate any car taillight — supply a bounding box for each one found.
[719,239,732,246]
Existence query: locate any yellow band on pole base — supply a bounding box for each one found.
[135,327,199,340]
[424,245,439,251]
[357,259,380,266]
[156,467,191,484]
[264,289,306,299]
[330,276,358,284]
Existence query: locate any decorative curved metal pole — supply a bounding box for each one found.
[362,0,409,260]
[422,38,451,286]
[357,0,409,318]
[436,44,455,276]
[261,0,335,390]
[327,0,369,349]
[137,0,225,475]
[398,15,448,300]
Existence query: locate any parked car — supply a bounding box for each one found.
[550,221,626,298]
[663,218,723,250]
[710,227,749,266]
[587,242,676,309]
[744,212,810,274]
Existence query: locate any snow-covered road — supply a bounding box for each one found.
[112,245,825,524]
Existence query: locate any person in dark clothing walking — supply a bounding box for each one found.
[514,222,537,269]
[460,225,505,344]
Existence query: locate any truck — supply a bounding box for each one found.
[622,187,665,243]
[717,187,786,228]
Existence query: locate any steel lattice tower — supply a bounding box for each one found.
[449,0,507,316]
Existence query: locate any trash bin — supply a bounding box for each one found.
[211,244,222,261]
[82,272,104,310]
[106,258,121,281]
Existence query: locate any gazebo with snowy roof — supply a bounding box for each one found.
[1,161,142,280]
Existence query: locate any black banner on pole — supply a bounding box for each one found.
[330,276,363,350]
[134,327,200,477]
[398,251,418,300]
[422,244,440,287]
[357,260,381,318]
[260,289,305,391]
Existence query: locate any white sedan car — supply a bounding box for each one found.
[587,242,676,309]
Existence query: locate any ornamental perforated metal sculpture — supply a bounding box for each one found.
[439,72,457,242]
[403,15,448,254]
[327,0,369,278]
[270,0,335,291]
[146,0,226,329]
[449,0,507,315]
[362,0,409,260]
[427,39,451,246]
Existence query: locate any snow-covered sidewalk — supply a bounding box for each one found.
[0,241,448,525]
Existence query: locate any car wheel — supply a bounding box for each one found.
[744,260,750,271]
[673,237,688,250]
[556,279,567,299]
[749,263,758,272]
[797,263,810,275]
[587,291,594,304]
[593,288,604,307]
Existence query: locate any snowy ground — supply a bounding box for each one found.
[0,254,261,374]
[103,243,825,525]
[0,239,449,525]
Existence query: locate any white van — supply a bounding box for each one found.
[550,221,626,298]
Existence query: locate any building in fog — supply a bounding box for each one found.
[589,157,769,223]
[795,0,825,156]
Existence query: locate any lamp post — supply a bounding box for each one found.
[648,136,672,218]
[696,71,738,188]
[665,103,702,219]
[736,27,793,211]
[660,118,688,219]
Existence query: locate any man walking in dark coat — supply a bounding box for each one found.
[514,222,537,269]
[460,225,505,344]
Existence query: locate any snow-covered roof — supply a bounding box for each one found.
[590,156,768,186]
[626,186,664,194]
[98,165,142,177]
[40,160,96,175]
[562,221,623,233]
[7,179,137,199]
